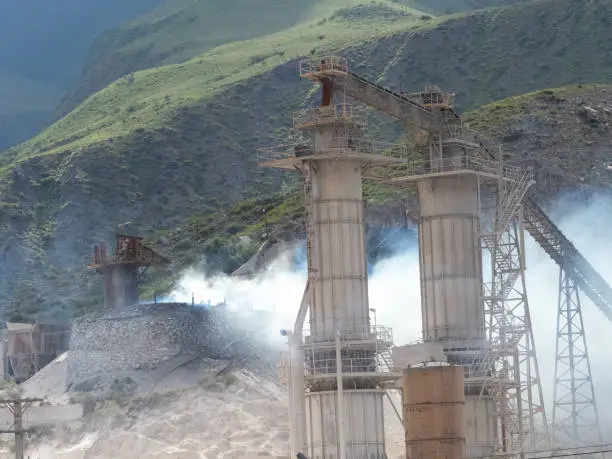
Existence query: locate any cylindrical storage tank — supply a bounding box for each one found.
[417,175,484,347]
[305,389,386,459]
[309,157,369,339]
[403,364,465,459]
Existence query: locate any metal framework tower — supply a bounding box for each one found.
[480,212,549,456]
[373,84,549,457]
[88,234,169,309]
[551,266,602,448]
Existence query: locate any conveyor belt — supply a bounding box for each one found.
[330,71,612,321]
[330,71,441,132]
[477,141,612,321]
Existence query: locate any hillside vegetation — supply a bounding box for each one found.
[58,0,524,114]
[1,0,612,318]
[155,84,612,277]
[394,0,525,14]
[57,0,428,115]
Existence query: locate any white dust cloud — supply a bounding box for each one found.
[168,191,612,433]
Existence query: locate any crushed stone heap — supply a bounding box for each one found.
[67,302,266,392]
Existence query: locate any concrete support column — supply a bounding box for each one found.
[417,175,484,345]
[309,159,369,339]
[104,265,139,309]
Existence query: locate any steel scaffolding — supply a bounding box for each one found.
[480,214,549,457]
[551,266,602,449]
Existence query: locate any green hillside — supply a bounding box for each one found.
[1,0,612,318]
[57,0,427,116]
[395,0,525,14]
[58,0,524,115]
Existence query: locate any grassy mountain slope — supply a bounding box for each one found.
[12,7,431,165]
[464,84,612,196]
[1,0,612,318]
[58,0,525,116]
[16,0,612,165]
[57,0,428,116]
[394,0,525,14]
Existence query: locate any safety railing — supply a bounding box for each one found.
[299,56,349,77]
[329,137,408,159]
[301,325,395,378]
[304,355,394,377]
[394,154,528,182]
[257,138,409,164]
[257,143,309,163]
[292,103,365,129]
[445,119,465,138]
[391,333,525,381]
[409,88,455,109]
[303,324,394,348]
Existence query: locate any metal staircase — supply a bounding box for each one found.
[495,169,535,235]
[471,137,612,322]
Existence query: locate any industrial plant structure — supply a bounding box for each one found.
[88,234,170,309]
[260,57,612,459]
[1,321,71,382]
[261,62,403,458]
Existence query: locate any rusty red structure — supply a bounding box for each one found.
[88,234,170,309]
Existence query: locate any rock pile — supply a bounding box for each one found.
[66,302,262,391]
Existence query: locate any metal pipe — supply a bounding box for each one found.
[385,389,402,425]
[287,336,296,459]
[336,330,346,459]
[291,280,310,456]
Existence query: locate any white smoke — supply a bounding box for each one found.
[168,192,612,436]
[170,251,305,346]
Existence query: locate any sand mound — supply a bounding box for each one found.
[21,352,69,402]
[14,352,405,459]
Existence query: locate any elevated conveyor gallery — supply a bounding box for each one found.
[308,57,612,323]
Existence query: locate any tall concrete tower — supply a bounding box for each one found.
[259,57,401,459]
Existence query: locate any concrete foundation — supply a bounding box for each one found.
[305,389,386,459]
[465,395,497,458]
[392,342,446,370]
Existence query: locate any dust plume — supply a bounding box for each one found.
[167,190,612,436]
